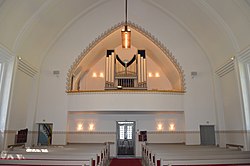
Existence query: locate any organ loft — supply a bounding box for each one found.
[105,50,147,90]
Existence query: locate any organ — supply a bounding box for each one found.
[105,50,147,90]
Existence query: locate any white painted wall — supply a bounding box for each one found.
[67,92,183,112]
[5,59,39,147]
[67,112,185,156]
[0,0,249,153]
[0,47,14,150]
[80,56,106,90]
[220,70,245,146]
[221,71,243,130]
[67,112,185,133]
[237,47,250,150]
[35,0,217,146]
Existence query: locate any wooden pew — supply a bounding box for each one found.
[226,143,244,150]
[0,158,91,166]
[142,144,250,166]
[160,158,250,166]
[1,143,111,166]
[7,143,25,150]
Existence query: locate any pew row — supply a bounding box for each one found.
[141,144,250,166]
[1,143,111,166]
[0,158,91,166]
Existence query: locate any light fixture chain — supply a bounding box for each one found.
[125,0,127,24]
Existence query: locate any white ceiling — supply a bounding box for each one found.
[0,0,249,71]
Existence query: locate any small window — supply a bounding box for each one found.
[119,125,125,139]
[127,125,132,139]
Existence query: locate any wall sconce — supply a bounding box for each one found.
[155,72,160,77]
[99,72,104,78]
[92,72,104,78]
[88,123,95,131]
[77,123,83,131]
[92,72,97,77]
[169,123,175,131]
[157,123,163,131]
[148,72,160,78]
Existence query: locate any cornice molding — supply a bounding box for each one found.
[67,90,185,95]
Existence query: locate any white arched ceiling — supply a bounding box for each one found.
[0,0,249,70]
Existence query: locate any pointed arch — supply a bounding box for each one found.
[66,22,185,92]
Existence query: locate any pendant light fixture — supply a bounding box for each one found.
[121,0,131,48]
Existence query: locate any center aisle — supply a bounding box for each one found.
[110,158,142,166]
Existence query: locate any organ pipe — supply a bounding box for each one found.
[105,56,109,82]
[108,55,112,82]
[143,58,147,83]
[111,52,115,83]
[140,56,144,83]
[105,50,147,89]
[137,54,141,83]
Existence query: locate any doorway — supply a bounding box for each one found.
[37,123,53,146]
[116,121,135,156]
[200,125,216,145]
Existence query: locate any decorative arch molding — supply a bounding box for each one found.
[66,21,186,92]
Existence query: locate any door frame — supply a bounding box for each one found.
[116,121,136,156]
[37,123,53,146]
[200,125,216,145]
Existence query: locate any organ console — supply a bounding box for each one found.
[105,50,147,90]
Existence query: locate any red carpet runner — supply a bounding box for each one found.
[110,158,142,166]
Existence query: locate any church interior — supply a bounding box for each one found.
[0,0,250,165]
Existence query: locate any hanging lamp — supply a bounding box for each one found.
[121,0,131,48]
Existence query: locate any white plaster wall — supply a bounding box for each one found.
[213,75,227,147]
[7,70,32,130]
[221,71,244,130]
[220,70,245,145]
[67,113,185,133]
[67,112,185,156]
[67,93,183,112]
[5,66,36,147]
[36,0,216,145]
[0,47,14,150]
[237,48,250,150]
[80,56,106,90]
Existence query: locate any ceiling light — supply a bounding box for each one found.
[121,0,131,49]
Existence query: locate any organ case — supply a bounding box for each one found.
[105,50,147,90]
